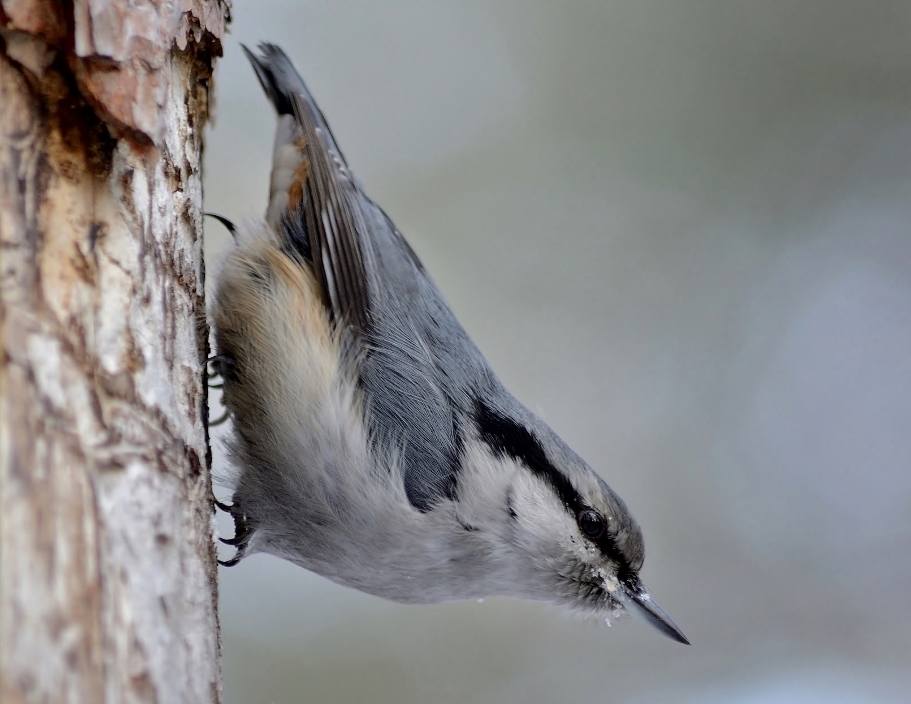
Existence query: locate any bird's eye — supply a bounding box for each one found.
[578,510,606,539]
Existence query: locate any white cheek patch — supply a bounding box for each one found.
[509,468,578,544]
[453,441,519,524]
[455,441,593,565]
[455,441,575,541]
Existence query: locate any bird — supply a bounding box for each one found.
[210,42,689,645]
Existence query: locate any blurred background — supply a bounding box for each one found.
[204,2,911,702]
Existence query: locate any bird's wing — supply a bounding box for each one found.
[244,44,487,511]
[242,43,372,333]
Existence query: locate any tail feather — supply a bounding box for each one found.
[241,43,350,168]
[242,42,372,334]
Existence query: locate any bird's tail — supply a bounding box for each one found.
[241,43,349,169]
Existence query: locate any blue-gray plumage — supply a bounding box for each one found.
[212,43,688,645]
[246,43,506,514]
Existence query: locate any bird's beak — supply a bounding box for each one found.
[619,578,690,645]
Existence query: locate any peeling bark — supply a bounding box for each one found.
[0,1,228,702]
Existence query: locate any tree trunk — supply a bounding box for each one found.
[0,2,228,702]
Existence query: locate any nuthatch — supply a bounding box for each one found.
[211,43,689,645]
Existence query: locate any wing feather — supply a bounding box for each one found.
[243,43,371,332]
[242,43,499,512]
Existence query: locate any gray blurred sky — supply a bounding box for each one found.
[205,2,911,702]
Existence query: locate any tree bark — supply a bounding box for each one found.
[0,1,228,702]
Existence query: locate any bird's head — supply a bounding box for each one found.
[464,399,689,644]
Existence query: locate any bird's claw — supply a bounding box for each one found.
[215,497,254,567]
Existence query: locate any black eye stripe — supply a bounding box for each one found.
[474,400,630,570]
[475,401,581,513]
